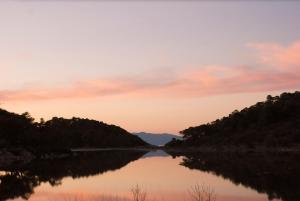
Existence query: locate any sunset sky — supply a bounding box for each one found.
[1,1,300,134]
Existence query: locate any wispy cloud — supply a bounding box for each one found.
[1,41,300,102]
[247,41,300,70]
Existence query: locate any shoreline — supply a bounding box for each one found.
[2,145,300,168]
[0,148,35,168]
[71,145,300,154]
[162,146,300,153]
[71,146,159,152]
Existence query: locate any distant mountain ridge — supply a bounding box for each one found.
[133,132,182,146]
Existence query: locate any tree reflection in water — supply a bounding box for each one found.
[2,150,299,201]
[0,150,147,201]
[170,151,300,201]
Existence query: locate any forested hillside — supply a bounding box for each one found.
[166,91,300,148]
[0,109,147,153]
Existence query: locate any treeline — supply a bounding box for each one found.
[0,109,147,153]
[166,91,300,148]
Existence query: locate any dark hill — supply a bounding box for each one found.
[166,91,300,149]
[0,108,148,153]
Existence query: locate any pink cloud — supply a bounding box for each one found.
[0,79,139,101]
[1,41,300,102]
[169,65,299,97]
[247,41,300,70]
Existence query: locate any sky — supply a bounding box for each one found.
[1,1,300,134]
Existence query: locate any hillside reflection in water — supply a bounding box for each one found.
[1,150,299,201]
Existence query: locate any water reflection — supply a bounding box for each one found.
[0,150,147,201]
[1,150,299,201]
[170,152,300,201]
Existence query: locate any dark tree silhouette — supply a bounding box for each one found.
[166,91,300,148]
[0,109,148,154]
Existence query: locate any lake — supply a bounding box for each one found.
[2,150,299,201]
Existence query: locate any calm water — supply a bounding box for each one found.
[1,150,299,201]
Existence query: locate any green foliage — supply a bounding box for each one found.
[167,91,300,148]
